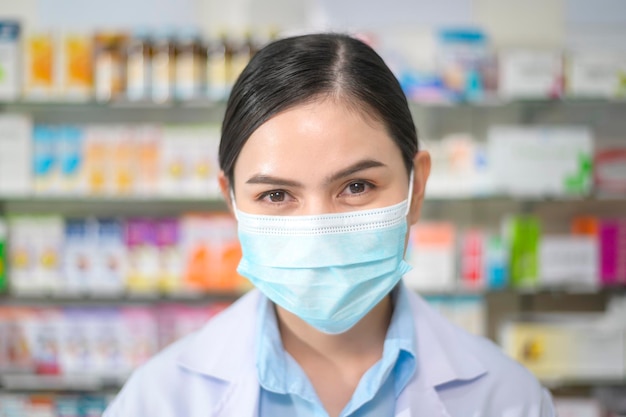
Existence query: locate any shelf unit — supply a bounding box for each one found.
[1,96,625,401]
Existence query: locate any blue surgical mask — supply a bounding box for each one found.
[232,174,414,334]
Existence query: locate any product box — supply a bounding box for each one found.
[120,307,158,369]
[24,309,62,375]
[594,147,626,196]
[0,308,35,372]
[89,308,126,376]
[159,125,221,198]
[500,313,626,382]
[62,218,94,295]
[110,126,137,195]
[24,32,58,100]
[0,114,33,196]
[125,219,159,293]
[484,235,508,289]
[459,229,485,290]
[93,218,126,295]
[134,125,161,196]
[0,219,6,293]
[553,398,604,417]
[599,219,626,286]
[423,135,493,198]
[567,52,621,98]
[8,217,39,294]
[155,218,183,293]
[503,216,540,289]
[60,33,93,100]
[57,308,93,374]
[498,50,563,99]
[32,124,59,194]
[58,125,85,194]
[488,126,593,197]
[425,295,486,336]
[180,214,245,293]
[404,222,457,291]
[539,235,598,289]
[34,216,65,294]
[84,125,113,195]
[0,21,21,101]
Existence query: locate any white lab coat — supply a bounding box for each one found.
[103,288,555,417]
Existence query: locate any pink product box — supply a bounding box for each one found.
[599,219,626,285]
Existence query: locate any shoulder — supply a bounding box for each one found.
[408,292,555,416]
[103,291,261,417]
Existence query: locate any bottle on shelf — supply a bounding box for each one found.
[125,30,152,102]
[205,32,230,101]
[93,32,128,102]
[174,29,205,101]
[150,30,176,103]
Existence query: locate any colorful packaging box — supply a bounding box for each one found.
[599,219,626,286]
[404,222,457,292]
[155,218,183,293]
[93,218,126,295]
[32,125,59,194]
[24,32,58,100]
[0,114,33,196]
[0,219,6,293]
[125,219,159,293]
[58,125,85,194]
[0,21,21,101]
[180,214,245,293]
[460,229,485,290]
[60,33,93,100]
[567,52,621,98]
[498,49,563,99]
[62,218,94,295]
[503,216,540,289]
[539,235,598,288]
[488,126,593,197]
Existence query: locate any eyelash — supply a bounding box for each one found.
[255,180,376,205]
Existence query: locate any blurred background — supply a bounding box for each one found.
[0,0,625,415]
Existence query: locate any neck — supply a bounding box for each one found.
[276,295,393,365]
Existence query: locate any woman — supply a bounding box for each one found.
[104,33,555,417]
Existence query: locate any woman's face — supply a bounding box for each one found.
[228,99,417,217]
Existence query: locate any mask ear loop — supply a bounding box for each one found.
[405,170,415,217]
[229,189,239,220]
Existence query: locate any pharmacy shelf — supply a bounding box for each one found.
[0,374,126,392]
[0,195,229,216]
[0,290,244,306]
[541,377,626,389]
[2,97,626,110]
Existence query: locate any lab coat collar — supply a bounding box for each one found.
[176,287,487,416]
[177,290,261,382]
[409,293,487,388]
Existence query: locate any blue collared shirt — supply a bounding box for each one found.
[256,282,417,417]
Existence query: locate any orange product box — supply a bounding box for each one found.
[181,213,248,293]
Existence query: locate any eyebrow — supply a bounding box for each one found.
[245,159,387,188]
[326,159,387,184]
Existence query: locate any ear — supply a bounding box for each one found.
[407,150,431,226]
[218,171,234,213]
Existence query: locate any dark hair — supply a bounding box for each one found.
[219,33,418,185]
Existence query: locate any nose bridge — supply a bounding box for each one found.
[300,191,335,216]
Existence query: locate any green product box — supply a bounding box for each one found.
[505,216,541,288]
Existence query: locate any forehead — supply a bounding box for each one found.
[233,99,402,178]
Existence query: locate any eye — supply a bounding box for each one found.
[342,180,375,196]
[258,190,290,203]
[348,182,366,194]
